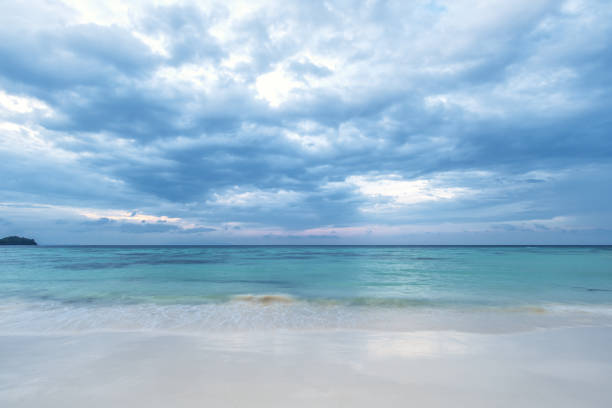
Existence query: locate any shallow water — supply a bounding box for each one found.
[2,246,612,407]
[1,245,611,333]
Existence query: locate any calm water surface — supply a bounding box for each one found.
[1,246,611,332]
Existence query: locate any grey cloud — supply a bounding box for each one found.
[119,222,181,234]
[0,26,158,93]
[84,217,115,226]
[179,227,217,233]
[138,4,225,64]
[288,61,332,79]
[264,234,340,240]
[79,218,215,234]
[1,0,611,243]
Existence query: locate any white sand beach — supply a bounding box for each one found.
[2,326,611,407]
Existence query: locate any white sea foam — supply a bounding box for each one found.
[0,297,358,333]
[1,297,612,335]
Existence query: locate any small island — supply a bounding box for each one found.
[0,236,37,245]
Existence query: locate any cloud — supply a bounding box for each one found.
[180,227,217,233]
[264,234,340,240]
[207,187,303,208]
[345,174,471,209]
[79,217,216,234]
[0,0,611,243]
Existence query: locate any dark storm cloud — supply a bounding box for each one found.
[1,0,611,243]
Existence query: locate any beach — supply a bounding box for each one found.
[2,326,612,407]
[1,245,611,406]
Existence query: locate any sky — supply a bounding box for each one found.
[0,0,611,245]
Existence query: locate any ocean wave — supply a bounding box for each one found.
[1,297,612,335]
[231,294,296,305]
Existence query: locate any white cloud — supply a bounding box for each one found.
[154,63,220,91]
[346,174,470,210]
[133,31,170,57]
[0,91,51,115]
[207,187,303,208]
[0,122,74,160]
[283,130,331,153]
[255,67,305,107]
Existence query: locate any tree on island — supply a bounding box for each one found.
[0,236,37,245]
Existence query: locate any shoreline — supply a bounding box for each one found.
[2,298,612,335]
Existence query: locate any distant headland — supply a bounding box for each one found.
[0,236,37,245]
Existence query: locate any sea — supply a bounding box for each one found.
[1,245,612,334]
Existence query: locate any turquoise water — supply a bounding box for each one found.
[1,246,612,332]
